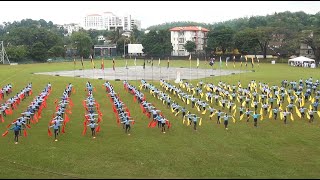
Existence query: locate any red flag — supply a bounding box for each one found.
[26,124,31,129]
[2,130,9,137]
[96,125,101,133]
[165,120,171,129]
[23,129,27,137]
[69,99,74,107]
[6,123,11,128]
[148,121,153,128]
[151,121,157,128]
[48,128,52,136]
[82,126,87,135]
[97,117,102,123]
[37,111,42,119]
[1,115,4,123]
[62,125,65,133]
[34,114,38,123]
[65,114,70,123]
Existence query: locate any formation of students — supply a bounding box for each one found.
[48,83,73,141]
[0,84,13,100]
[140,79,202,130]
[2,83,51,144]
[124,80,171,133]
[104,81,135,135]
[0,83,32,121]
[178,77,320,127]
[82,81,102,138]
[2,76,319,144]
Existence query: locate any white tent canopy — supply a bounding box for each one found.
[288,56,315,64]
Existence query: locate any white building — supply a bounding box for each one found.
[64,23,81,36]
[83,12,141,31]
[170,26,209,56]
[131,19,141,31]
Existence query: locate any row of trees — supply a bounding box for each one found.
[0,11,320,63]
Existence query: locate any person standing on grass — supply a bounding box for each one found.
[312,101,319,111]
[245,108,253,122]
[239,106,244,117]
[87,121,98,138]
[223,113,232,130]
[121,118,135,135]
[49,121,61,141]
[251,112,261,127]
[272,107,280,120]
[161,116,167,133]
[191,115,200,131]
[216,110,224,124]
[21,110,34,125]
[52,115,64,133]
[10,123,21,144]
[181,107,186,120]
[268,96,275,108]
[308,110,316,123]
[208,106,215,120]
[282,110,291,124]
[262,103,269,115]
[298,107,306,119]
[12,118,25,136]
[1,103,8,117]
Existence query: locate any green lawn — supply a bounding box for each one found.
[0,59,320,178]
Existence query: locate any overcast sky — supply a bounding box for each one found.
[1,1,319,29]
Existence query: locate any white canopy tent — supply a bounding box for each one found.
[288,56,316,67]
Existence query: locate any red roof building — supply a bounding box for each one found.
[170,26,210,56]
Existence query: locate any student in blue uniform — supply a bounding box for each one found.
[10,123,21,144]
[251,113,261,127]
[49,121,61,141]
[87,121,98,138]
[121,119,135,135]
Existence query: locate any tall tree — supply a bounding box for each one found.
[300,29,320,63]
[234,28,260,55]
[255,27,275,58]
[141,30,172,57]
[184,41,196,55]
[207,26,235,54]
[30,42,48,61]
[71,31,92,58]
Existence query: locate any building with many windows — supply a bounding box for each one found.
[300,43,315,59]
[169,26,209,56]
[82,12,141,31]
[64,23,81,36]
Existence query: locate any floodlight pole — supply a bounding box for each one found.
[0,41,10,64]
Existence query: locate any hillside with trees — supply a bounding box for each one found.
[0,11,320,63]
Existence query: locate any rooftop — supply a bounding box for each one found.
[169,26,209,32]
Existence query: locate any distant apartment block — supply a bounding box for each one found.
[55,23,81,36]
[82,12,141,31]
[300,43,315,59]
[170,26,209,56]
[64,23,81,36]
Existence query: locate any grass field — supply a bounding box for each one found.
[0,59,320,179]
